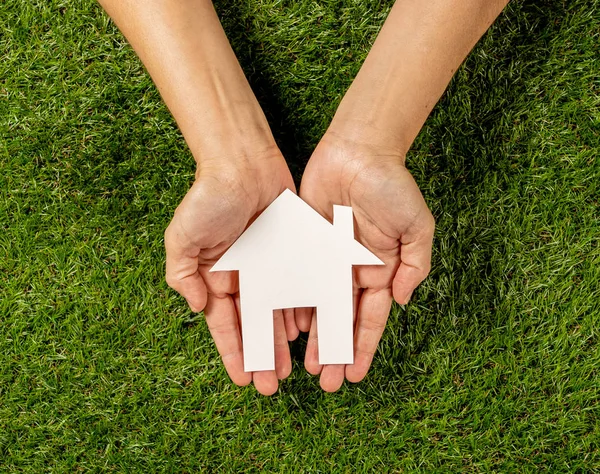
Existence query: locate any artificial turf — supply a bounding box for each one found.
[1,0,599,471]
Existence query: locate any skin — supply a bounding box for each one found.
[98,0,299,396]
[98,0,509,394]
[298,0,510,391]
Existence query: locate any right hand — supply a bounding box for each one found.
[164,148,298,395]
[297,134,435,391]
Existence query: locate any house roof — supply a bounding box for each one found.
[210,189,383,272]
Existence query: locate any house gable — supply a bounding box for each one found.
[211,189,383,272]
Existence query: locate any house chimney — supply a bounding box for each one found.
[333,205,355,238]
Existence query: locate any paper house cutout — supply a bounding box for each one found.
[210,189,384,372]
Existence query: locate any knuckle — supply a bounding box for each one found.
[421,266,431,280]
[418,264,431,282]
[425,211,436,234]
[164,223,176,245]
[356,347,377,358]
[360,317,386,334]
[165,273,179,290]
[207,319,235,336]
[220,349,243,363]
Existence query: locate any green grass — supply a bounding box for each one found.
[1,0,599,471]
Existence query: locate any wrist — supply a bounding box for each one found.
[190,120,279,169]
[185,83,278,169]
[194,139,283,179]
[323,118,408,166]
[193,140,292,212]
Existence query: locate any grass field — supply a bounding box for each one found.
[1,0,599,471]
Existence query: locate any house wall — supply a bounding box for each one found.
[314,267,354,365]
[238,264,355,370]
[238,273,276,372]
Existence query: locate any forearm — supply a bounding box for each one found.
[98,0,276,164]
[328,0,509,158]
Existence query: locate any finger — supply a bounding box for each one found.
[283,308,299,341]
[352,286,363,324]
[204,294,252,387]
[164,224,208,312]
[295,307,313,333]
[252,370,279,396]
[345,288,393,383]
[304,311,322,375]
[233,296,279,395]
[392,212,435,304]
[319,365,345,392]
[234,293,242,328]
[274,310,292,379]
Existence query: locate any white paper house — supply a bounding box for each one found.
[210,189,384,372]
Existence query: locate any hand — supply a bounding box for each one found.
[165,149,299,395]
[298,134,435,392]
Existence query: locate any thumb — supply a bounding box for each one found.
[392,212,434,305]
[164,223,208,312]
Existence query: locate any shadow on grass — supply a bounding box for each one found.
[380,0,576,393]
[77,0,575,398]
[209,0,577,395]
[212,0,362,186]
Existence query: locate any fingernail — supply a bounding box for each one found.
[403,291,414,305]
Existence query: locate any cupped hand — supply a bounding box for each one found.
[298,134,435,392]
[165,149,299,395]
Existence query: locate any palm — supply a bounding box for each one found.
[165,153,297,395]
[299,139,434,391]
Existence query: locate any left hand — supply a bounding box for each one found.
[165,149,298,395]
[298,133,435,392]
